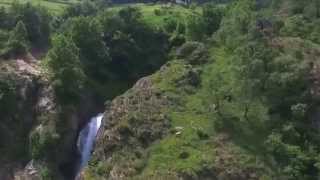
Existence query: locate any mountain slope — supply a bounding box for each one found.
[84,42,272,179]
[84,0,320,179]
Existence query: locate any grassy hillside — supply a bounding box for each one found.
[139,46,271,178]
[0,0,80,13]
[108,3,200,27]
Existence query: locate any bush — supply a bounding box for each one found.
[202,4,224,35]
[169,34,186,48]
[176,42,208,65]
[265,132,315,179]
[0,76,17,116]
[280,15,310,38]
[176,42,202,59]
[163,17,179,33]
[291,103,307,120]
[29,126,59,160]
[186,15,206,41]
[154,9,162,16]
[40,166,53,180]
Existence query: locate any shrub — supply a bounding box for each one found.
[186,15,206,41]
[163,17,178,33]
[40,166,53,180]
[265,132,314,179]
[29,127,59,160]
[154,9,162,16]
[176,42,202,59]
[0,76,16,115]
[291,103,307,120]
[169,34,186,48]
[176,42,208,65]
[202,4,224,36]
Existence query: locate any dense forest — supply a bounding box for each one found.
[1,0,320,179]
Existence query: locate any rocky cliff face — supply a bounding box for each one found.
[84,76,171,179]
[0,59,48,179]
[0,59,102,180]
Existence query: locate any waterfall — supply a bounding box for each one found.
[77,113,103,171]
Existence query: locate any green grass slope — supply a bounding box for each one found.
[0,0,80,13]
[107,3,200,28]
[141,50,271,179]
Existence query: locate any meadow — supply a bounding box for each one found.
[105,3,201,32]
[0,0,199,23]
[0,0,80,13]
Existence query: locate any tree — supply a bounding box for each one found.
[0,7,12,29]
[303,0,320,19]
[68,16,110,80]
[62,0,98,19]
[99,8,169,80]
[10,2,51,46]
[46,34,85,105]
[7,21,29,55]
[186,15,206,41]
[202,4,224,36]
[118,7,142,25]
[185,4,224,41]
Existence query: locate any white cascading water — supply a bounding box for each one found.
[77,113,103,170]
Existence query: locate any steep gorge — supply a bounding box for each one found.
[2,0,320,179]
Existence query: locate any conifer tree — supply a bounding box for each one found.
[7,21,29,55]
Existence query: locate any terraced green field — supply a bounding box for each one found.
[0,0,80,13]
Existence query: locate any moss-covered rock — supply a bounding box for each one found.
[0,59,94,179]
[0,60,42,178]
[176,42,209,65]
